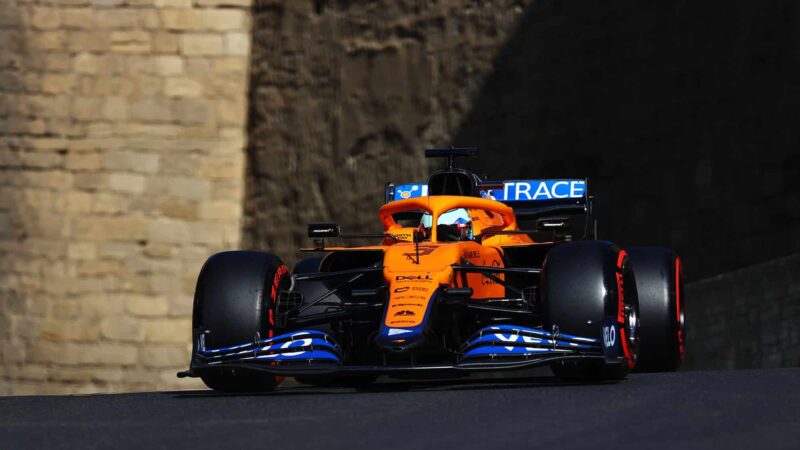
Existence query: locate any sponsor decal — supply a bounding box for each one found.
[268,265,288,335]
[309,227,337,236]
[392,294,428,300]
[463,250,480,260]
[603,325,616,349]
[389,320,416,325]
[393,310,415,317]
[393,184,428,201]
[396,274,433,282]
[482,180,586,201]
[388,328,413,336]
[393,286,428,293]
[391,302,424,308]
[392,295,426,300]
[389,180,585,202]
[494,334,545,344]
[258,338,313,358]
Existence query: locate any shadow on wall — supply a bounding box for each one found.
[243,1,531,263]
[453,0,800,281]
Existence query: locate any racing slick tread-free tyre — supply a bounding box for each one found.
[626,247,685,372]
[542,241,640,381]
[193,251,289,392]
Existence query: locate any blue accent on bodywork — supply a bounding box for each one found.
[481,180,586,201]
[391,184,428,201]
[386,180,586,202]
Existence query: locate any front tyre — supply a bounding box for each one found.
[542,241,640,381]
[626,247,685,372]
[192,251,289,392]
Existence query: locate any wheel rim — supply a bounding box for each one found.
[621,259,640,364]
[624,297,640,361]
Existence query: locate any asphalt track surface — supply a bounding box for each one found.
[1,368,798,450]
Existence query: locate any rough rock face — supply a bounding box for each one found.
[246,0,800,282]
[0,0,251,394]
[244,0,531,261]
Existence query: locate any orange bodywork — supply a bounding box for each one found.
[313,196,538,330]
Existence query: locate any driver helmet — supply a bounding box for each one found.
[425,208,473,241]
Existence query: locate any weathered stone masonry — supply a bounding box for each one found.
[0,0,252,394]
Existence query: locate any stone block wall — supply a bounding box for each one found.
[684,253,800,370]
[0,0,252,394]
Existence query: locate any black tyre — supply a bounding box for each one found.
[542,241,640,381]
[192,251,290,392]
[626,247,685,372]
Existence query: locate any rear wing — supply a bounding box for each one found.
[385,179,596,240]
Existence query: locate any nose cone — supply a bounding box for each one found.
[376,243,460,352]
[375,279,440,352]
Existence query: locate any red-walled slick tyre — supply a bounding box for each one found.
[543,241,640,381]
[192,251,289,392]
[626,247,685,372]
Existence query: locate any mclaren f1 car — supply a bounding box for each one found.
[179,148,685,391]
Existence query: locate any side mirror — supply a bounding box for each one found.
[536,217,570,231]
[308,223,340,238]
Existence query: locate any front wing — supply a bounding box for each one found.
[179,323,629,380]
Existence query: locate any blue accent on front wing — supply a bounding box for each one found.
[253,349,340,363]
[204,338,339,362]
[465,333,599,351]
[386,180,586,202]
[200,330,342,365]
[464,346,558,358]
[479,324,600,343]
[201,330,333,354]
[460,325,602,362]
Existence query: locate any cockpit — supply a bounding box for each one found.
[420,208,474,242]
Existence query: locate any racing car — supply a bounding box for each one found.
[178,148,685,391]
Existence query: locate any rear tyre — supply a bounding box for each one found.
[192,251,289,392]
[542,241,640,381]
[626,247,685,372]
